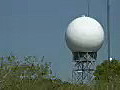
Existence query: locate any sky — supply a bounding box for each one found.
[0,0,120,81]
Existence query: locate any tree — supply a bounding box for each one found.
[0,55,54,89]
[94,59,120,83]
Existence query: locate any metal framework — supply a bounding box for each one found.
[72,52,97,84]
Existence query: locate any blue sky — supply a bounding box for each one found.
[0,0,120,81]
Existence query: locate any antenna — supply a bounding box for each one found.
[87,0,91,16]
[107,0,111,61]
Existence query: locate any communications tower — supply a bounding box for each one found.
[65,16,104,84]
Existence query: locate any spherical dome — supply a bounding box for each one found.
[65,16,104,52]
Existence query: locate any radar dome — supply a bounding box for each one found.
[65,16,104,52]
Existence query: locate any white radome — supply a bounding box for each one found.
[65,16,104,52]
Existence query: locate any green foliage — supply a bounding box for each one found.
[93,60,120,90]
[1,56,120,90]
[0,55,55,90]
[94,60,120,82]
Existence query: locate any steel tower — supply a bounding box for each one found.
[71,0,97,84]
[72,52,96,84]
